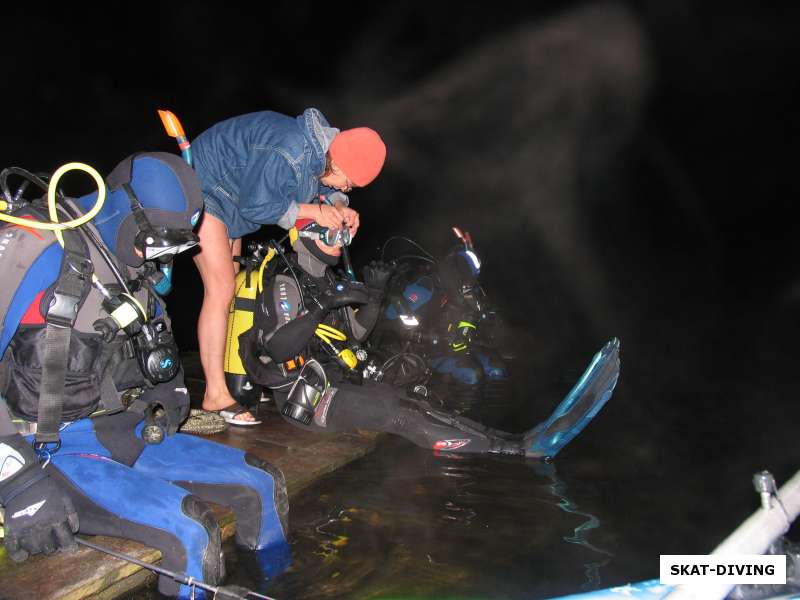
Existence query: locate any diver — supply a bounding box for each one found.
[0,153,288,598]
[376,228,509,392]
[238,221,620,458]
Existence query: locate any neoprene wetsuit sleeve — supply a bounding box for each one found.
[256,274,324,363]
[347,302,381,343]
[264,312,322,363]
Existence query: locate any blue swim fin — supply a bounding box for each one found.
[525,338,620,458]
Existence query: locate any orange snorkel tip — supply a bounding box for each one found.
[157,109,192,167]
[158,109,186,138]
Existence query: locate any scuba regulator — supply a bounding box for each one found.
[91,281,180,385]
[132,320,180,384]
[315,322,360,372]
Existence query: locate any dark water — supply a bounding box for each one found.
[218,324,800,600]
[232,439,626,600]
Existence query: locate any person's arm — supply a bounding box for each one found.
[346,260,393,342]
[258,277,371,362]
[346,303,381,343]
[239,150,302,229]
[318,190,360,237]
[264,311,323,363]
[246,274,315,363]
[239,149,356,231]
[296,202,350,230]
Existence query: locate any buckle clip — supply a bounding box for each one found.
[46,290,81,327]
[33,439,62,456]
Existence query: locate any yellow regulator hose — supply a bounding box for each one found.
[0,162,106,242]
[0,161,122,301]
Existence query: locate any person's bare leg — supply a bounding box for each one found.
[192,214,255,421]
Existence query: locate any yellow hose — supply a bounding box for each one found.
[0,162,106,237]
[256,247,277,294]
[0,162,147,324]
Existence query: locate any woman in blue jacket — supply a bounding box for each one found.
[191,108,386,424]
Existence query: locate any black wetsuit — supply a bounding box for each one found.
[240,258,527,456]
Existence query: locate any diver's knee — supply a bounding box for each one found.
[433,356,483,386]
[180,494,224,587]
[449,364,482,386]
[244,453,289,540]
[156,494,224,597]
[206,282,235,308]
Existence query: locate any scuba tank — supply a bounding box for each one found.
[223,242,275,406]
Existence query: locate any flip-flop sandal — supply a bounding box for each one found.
[219,405,262,427]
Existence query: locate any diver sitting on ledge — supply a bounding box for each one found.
[239,221,620,458]
[0,153,288,598]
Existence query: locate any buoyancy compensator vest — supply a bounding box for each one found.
[0,201,178,434]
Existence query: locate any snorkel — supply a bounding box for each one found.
[155,109,194,295]
[158,109,193,167]
[331,197,357,281]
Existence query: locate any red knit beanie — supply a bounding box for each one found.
[329,127,387,187]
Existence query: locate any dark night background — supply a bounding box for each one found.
[3,1,800,595]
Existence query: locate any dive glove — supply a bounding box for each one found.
[0,437,79,561]
[362,260,394,295]
[315,280,371,314]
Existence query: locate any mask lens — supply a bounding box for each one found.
[143,239,199,260]
[323,227,351,247]
[138,229,199,260]
[323,228,339,246]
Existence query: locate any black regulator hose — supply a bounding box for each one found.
[0,167,52,202]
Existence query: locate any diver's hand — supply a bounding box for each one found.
[2,465,79,561]
[362,260,393,293]
[338,206,360,238]
[298,203,345,230]
[319,280,371,310]
[328,192,360,237]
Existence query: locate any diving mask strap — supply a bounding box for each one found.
[122,183,154,237]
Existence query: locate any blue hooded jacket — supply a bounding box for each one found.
[192,108,341,238]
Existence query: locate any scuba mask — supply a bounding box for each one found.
[80,152,203,268]
[125,183,199,262]
[297,221,351,248]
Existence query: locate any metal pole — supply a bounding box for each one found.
[664,469,800,600]
[75,538,275,600]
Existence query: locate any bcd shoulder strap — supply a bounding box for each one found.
[35,226,93,447]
